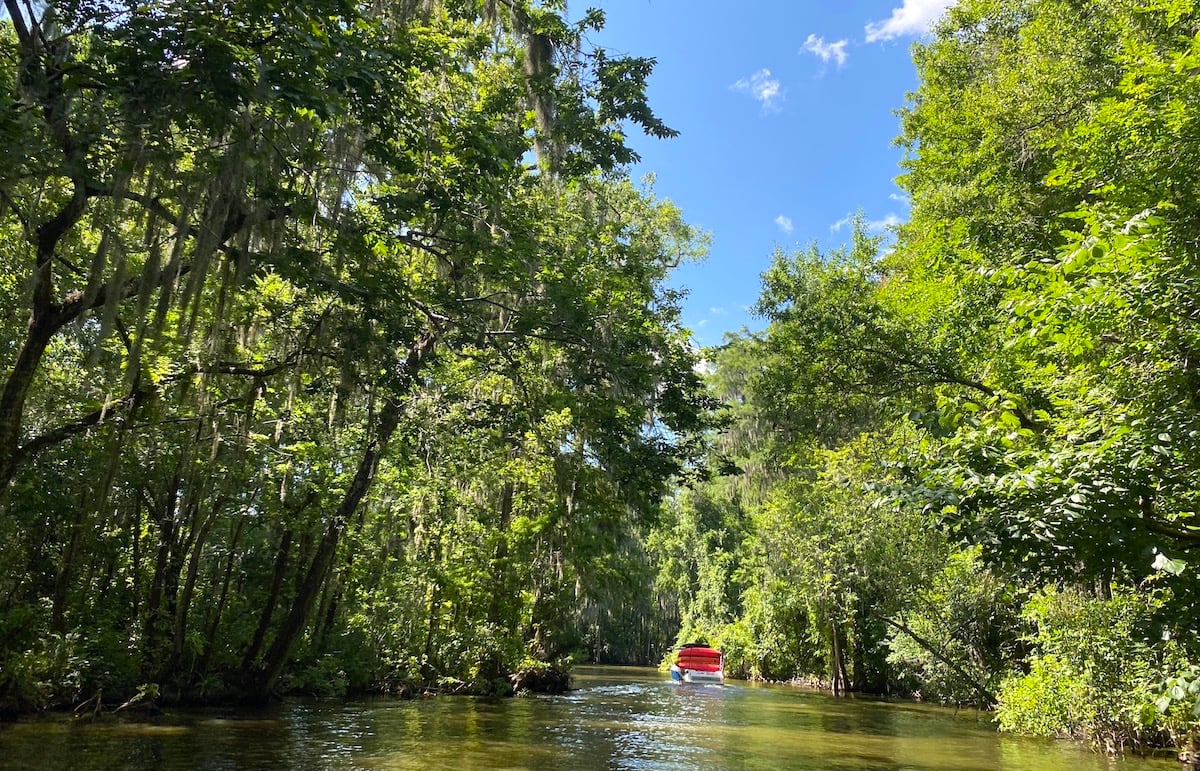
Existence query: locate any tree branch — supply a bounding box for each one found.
[3,0,33,48]
[1140,493,1200,548]
[15,386,147,462]
[880,615,996,706]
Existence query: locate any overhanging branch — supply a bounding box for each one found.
[880,615,996,706]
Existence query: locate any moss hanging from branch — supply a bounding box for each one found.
[153,191,198,336]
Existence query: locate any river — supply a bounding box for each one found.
[0,666,1181,769]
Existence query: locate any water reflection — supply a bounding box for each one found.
[0,667,1180,770]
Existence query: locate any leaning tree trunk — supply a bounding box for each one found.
[248,397,403,698]
[171,496,224,675]
[242,529,294,673]
[880,616,996,706]
[196,514,246,677]
[247,333,435,698]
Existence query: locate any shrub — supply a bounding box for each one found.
[997,654,1090,736]
[995,585,1170,752]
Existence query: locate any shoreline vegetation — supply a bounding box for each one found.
[2,0,1199,766]
[3,660,576,723]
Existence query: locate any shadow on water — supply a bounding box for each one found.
[0,667,1181,770]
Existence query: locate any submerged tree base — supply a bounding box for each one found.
[510,662,571,695]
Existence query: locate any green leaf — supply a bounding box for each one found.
[1151,552,1187,576]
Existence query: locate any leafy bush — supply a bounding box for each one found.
[995,586,1171,752]
[1148,663,1200,760]
[283,654,349,697]
[997,654,1090,736]
[0,632,85,712]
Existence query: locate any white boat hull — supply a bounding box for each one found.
[683,669,724,684]
[670,664,724,685]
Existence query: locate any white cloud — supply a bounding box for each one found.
[775,215,794,234]
[708,306,729,316]
[865,0,957,43]
[868,213,902,233]
[831,212,903,233]
[801,34,848,67]
[889,192,910,205]
[731,69,784,112]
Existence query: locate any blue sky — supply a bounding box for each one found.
[591,0,956,346]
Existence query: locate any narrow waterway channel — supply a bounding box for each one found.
[0,666,1181,769]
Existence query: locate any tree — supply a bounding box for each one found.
[0,0,707,708]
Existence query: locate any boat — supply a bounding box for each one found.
[669,643,724,684]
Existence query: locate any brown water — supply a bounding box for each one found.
[0,666,1181,769]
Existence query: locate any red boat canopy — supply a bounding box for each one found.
[675,645,723,673]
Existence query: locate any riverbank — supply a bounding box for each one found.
[0,660,573,723]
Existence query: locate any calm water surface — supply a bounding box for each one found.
[0,666,1181,769]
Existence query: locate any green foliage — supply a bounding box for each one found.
[890,0,1200,591]
[996,587,1171,751]
[887,549,1022,704]
[284,655,350,698]
[753,218,952,441]
[657,282,955,691]
[996,655,1091,737]
[1152,663,1200,748]
[0,0,704,706]
[0,633,85,712]
[662,7,1200,763]
[650,502,743,670]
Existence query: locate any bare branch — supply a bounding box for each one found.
[3,0,33,48]
[15,387,146,462]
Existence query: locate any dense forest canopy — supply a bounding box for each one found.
[0,0,709,706]
[4,0,1200,761]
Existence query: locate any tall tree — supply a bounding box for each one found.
[1,0,706,707]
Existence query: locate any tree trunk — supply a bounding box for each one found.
[851,601,870,693]
[248,395,404,698]
[143,480,181,674]
[50,492,87,633]
[173,498,223,671]
[834,625,851,695]
[197,515,245,677]
[830,624,844,695]
[315,492,373,652]
[247,331,436,697]
[242,528,293,672]
[421,581,443,681]
[0,319,59,491]
[480,479,515,690]
[311,570,339,654]
[1180,731,1199,769]
[851,630,867,693]
[131,496,143,621]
